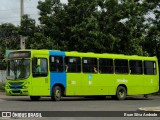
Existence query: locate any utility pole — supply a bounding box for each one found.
[20,0,25,49]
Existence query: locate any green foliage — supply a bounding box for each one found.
[0,23,20,53]
[0,61,7,70]
[0,0,160,57]
[0,83,5,91]
[20,15,36,37]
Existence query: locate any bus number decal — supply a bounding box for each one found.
[71,81,76,85]
[88,74,92,85]
[117,79,128,83]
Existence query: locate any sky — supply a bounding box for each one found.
[0,0,67,25]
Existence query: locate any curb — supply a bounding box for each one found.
[138,107,160,111]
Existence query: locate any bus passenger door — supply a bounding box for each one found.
[31,57,50,96]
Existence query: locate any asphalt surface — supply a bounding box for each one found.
[0,91,160,111]
[0,92,160,120]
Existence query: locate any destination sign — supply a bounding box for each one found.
[8,51,31,59]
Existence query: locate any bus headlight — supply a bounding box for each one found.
[5,83,9,89]
[23,83,29,89]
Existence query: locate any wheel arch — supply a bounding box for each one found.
[117,84,128,95]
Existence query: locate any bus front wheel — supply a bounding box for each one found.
[116,86,127,100]
[51,86,62,101]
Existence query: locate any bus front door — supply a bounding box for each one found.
[31,57,50,96]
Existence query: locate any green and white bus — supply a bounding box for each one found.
[5,50,159,101]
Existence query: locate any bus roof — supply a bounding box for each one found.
[10,50,157,61]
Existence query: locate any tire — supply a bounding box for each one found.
[51,86,62,101]
[30,96,40,101]
[116,86,127,100]
[144,94,148,98]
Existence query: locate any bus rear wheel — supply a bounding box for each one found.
[144,94,148,98]
[30,96,40,101]
[51,86,62,101]
[116,86,127,100]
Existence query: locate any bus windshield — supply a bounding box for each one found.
[6,59,30,80]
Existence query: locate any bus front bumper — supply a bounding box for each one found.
[5,89,29,96]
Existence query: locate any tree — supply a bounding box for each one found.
[65,0,106,52]
[19,14,37,49]
[142,0,160,58]
[0,23,20,53]
[28,0,160,56]
[38,0,67,50]
[20,14,36,37]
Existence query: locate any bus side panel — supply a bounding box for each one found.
[99,74,115,95]
[143,61,159,94]
[49,51,66,96]
[66,73,82,95]
[81,74,116,95]
[129,75,144,95]
[143,75,159,94]
[50,72,66,95]
[66,73,116,96]
[116,75,144,95]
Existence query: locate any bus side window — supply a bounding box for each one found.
[82,58,98,73]
[65,57,81,73]
[40,59,48,73]
[144,61,156,75]
[115,59,128,74]
[129,60,142,74]
[50,56,64,72]
[99,58,113,74]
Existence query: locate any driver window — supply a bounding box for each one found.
[32,58,48,77]
[39,59,47,73]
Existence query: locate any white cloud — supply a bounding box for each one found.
[61,0,68,3]
[0,0,20,25]
[0,0,67,25]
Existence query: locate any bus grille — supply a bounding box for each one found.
[10,85,23,89]
[9,82,23,89]
[9,82,23,85]
[12,90,21,93]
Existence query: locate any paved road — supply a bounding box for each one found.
[0,92,160,120]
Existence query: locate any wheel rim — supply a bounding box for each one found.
[55,89,61,98]
[119,90,124,98]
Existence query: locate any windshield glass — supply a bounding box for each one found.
[7,59,30,80]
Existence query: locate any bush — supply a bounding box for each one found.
[0,84,5,91]
[0,62,6,70]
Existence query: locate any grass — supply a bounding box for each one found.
[0,83,5,91]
